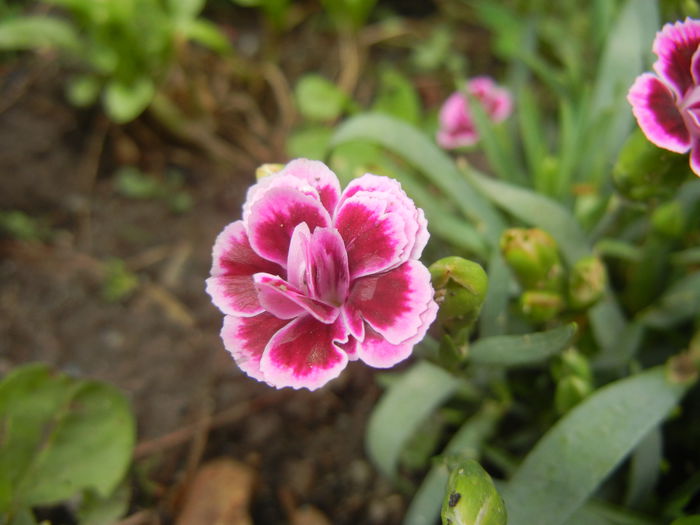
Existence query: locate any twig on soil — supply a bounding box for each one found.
[134,390,290,459]
[139,283,196,328]
[0,59,57,116]
[337,31,363,97]
[77,113,110,251]
[262,62,296,134]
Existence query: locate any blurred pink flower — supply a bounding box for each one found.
[628,18,700,176]
[206,159,437,391]
[437,76,513,149]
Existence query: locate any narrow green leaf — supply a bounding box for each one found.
[404,402,503,525]
[479,251,512,337]
[517,84,548,190]
[168,0,204,21]
[366,361,460,478]
[640,272,700,329]
[462,168,589,265]
[0,16,80,52]
[503,367,690,525]
[589,293,631,366]
[625,426,662,509]
[470,324,577,368]
[183,19,232,54]
[330,113,506,247]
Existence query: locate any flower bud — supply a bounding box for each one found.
[500,228,563,291]
[651,201,686,238]
[441,459,507,525]
[430,257,489,332]
[519,290,565,323]
[255,163,285,180]
[613,129,689,202]
[568,256,606,310]
[551,348,592,382]
[555,375,592,414]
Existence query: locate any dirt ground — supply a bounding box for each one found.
[0,63,412,524]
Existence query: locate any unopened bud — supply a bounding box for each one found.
[555,375,592,414]
[519,290,565,323]
[500,228,563,291]
[430,257,488,332]
[651,201,685,238]
[613,129,689,202]
[552,348,592,382]
[255,163,285,180]
[441,459,507,525]
[568,256,606,310]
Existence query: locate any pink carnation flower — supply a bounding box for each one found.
[628,18,700,176]
[206,159,438,391]
[437,76,513,149]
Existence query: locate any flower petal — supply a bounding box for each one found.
[221,313,290,382]
[254,273,338,323]
[206,221,283,316]
[334,193,409,279]
[247,186,332,266]
[690,140,700,176]
[468,76,513,123]
[278,158,342,215]
[306,227,350,306]
[339,174,428,260]
[628,73,691,153]
[653,18,700,96]
[260,315,350,390]
[346,261,437,345]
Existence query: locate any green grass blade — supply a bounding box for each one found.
[366,361,460,479]
[330,113,506,247]
[503,366,690,525]
[470,323,577,367]
[479,251,512,337]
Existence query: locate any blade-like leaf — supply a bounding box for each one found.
[330,113,506,247]
[470,323,577,367]
[503,366,690,525]
[640,272,700,329]
[366,361,460,478]
[0,16,80,52]
[479,251,512,337]
[462,168,589,265]
[404,402,503,525]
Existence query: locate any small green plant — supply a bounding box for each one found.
[0,364,136,525]
[0,0,230,123]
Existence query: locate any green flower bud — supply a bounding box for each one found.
[255,163,285,180]
[430,257,489,332]
[519,290,565,323]
[441,459,507,525]
[555,375,592,414]
[651,201,686,238]
[551,348,592,382]
[613,129,689,202]
[568,256,607,310]
[500,228,563,291]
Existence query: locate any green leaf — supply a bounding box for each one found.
[470,324,577,368]
[625,426,662,509]
[640,272,700,329]
[182,19,232,54]
[78,483,131,525]
[66,75,101,108]
[168,0,204,21]
[287,127,332,160]
[672,517,700,525]
[366,361,460,478]
[294,74,348,122]
[0,16,80,52]
[104,77,155,124]
[503,367,690,525]
[330,113,506,247]
[479,252,512,337]
[372,69,420,124]
[0,364,135,510]
[462,168,589,266]
[404,402,503,525]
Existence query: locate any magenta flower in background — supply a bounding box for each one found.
[437,76,513,149]
[206,159,438,391]
[628,17,700,176]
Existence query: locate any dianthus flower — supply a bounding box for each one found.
[206,159,438,390]
[437,76,513,149]
[628,17,700,176]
